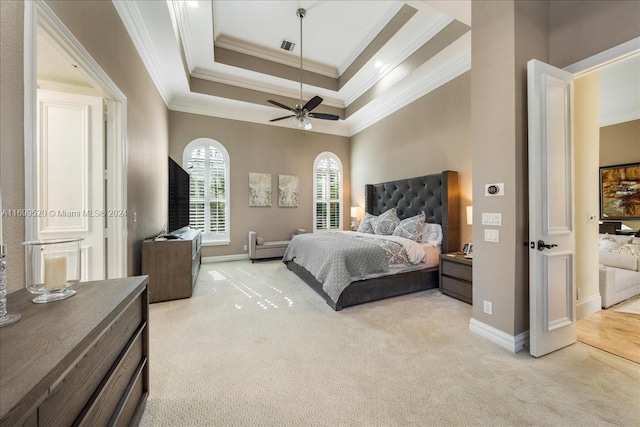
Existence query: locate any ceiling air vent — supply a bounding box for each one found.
[280,39,295,52]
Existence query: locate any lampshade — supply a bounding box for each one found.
[351,207,358,218]
[466,206,473,225]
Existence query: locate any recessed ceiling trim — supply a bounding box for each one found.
[346,19,469,117]
[343,14,455,107]
[213,46,338,91]
[215,34,337,78]
[190,69,344,108]
[167,0,194,73]
[347,33,471,135]
[190,77,344,119]
[112,0,171,105]
[600,110,640,127]
[336,1,405,75]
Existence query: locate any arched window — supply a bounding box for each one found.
[183,138,230,244]
[313,152,343,231]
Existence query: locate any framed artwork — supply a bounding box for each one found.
[278,175,299,207]
[249,173,272,207]
[600,162,640,220]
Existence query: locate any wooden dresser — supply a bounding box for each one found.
[0,276,149,426]
[142,229,202,303]
[439,253,473,304]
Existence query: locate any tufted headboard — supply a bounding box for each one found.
[364,171,460,253]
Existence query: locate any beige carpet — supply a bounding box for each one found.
[141,260,640,426]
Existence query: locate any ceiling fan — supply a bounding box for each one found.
[267,8,340,130]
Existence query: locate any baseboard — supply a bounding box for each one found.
[202,254,249,263]
[469,318,529,353]
[576,293,602,319]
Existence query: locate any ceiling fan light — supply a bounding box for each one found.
[303,117,312,130]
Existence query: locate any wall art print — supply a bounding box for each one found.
[600,162,640,220]
[249,173,272,207]
[278,175,299,207]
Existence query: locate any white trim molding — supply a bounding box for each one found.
[25,0,128,279]
[469,318,529,354]
[564,37,640,76]
[576,293,602,320]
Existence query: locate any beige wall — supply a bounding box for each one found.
[350,72,472,248]
[550,1,640,69]
[574,72,601,317]
[169,112,351,258]
[600,119,640,230]
[0,1,169,292]
[468,0,639,341]
[0,1,25,293]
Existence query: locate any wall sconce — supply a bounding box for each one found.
[467,206,473,225]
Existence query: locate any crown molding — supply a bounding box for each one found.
[167,0,194,73]
[112,0,171,105]
[169,95,351,137]
[190,69,344,108]
[600,110,640,127]
[348,43,470,135]
[214,35,338,78]
[343,14,453,106]
[565,37,640,76]
[336,2,405,75]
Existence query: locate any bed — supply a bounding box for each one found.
[284,170,459,310]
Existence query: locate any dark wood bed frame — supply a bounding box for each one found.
[285,171,459,310]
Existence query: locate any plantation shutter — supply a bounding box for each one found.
[209,146,226,234]
[314,155,341,230]
[187,146,206,231]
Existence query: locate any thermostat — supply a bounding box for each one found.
[485,183,504,197]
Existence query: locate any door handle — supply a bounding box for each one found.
[537,240,558,251]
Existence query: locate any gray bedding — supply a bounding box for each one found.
[282,232,410,302]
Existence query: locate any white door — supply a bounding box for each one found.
[37,90,105,281]
[527,60,576,357]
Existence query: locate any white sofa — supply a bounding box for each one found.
[598,234,640,308]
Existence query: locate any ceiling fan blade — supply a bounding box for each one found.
[270,115,295,122]
[308,112,340,121]
[267,99,296,112]
[303,95,323,112]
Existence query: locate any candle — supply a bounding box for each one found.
[44,255,67,289]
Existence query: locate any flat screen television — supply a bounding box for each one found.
[168,157,190,234]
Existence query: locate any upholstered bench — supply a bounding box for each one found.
[249,229,306,262]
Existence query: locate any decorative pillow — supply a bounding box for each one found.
[618,244,640,258]
[392,212,426,242]
[598,234,624,253]
[373,208,400,235]
[256,236,264,245]
[357,213,377,234]
[422,223,443,246]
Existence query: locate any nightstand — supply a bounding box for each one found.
[439,253,472,304]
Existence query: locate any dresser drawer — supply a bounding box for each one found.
[78,327,145,426]
[441,260,472,282]
[39,294,143,427]
[441,276,472,303]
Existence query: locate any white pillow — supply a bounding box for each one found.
[422,223,443,246]
[599,252,639,271]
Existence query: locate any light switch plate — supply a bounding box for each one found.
[484,229,499,242]
[481,213,502,226]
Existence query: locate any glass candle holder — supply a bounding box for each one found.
[22,237,83,303]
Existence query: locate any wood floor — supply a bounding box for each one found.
[577,309,640,364]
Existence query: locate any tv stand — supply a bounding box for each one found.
[142,229,202,303]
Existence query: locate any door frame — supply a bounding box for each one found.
[24,0,127,279]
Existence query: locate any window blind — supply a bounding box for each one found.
[314,155,341,230]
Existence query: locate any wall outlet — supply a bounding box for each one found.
[483,300,493,315]
[587,212,598,223]
[243,245,247,251]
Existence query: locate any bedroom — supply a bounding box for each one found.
[1,1,639,425]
